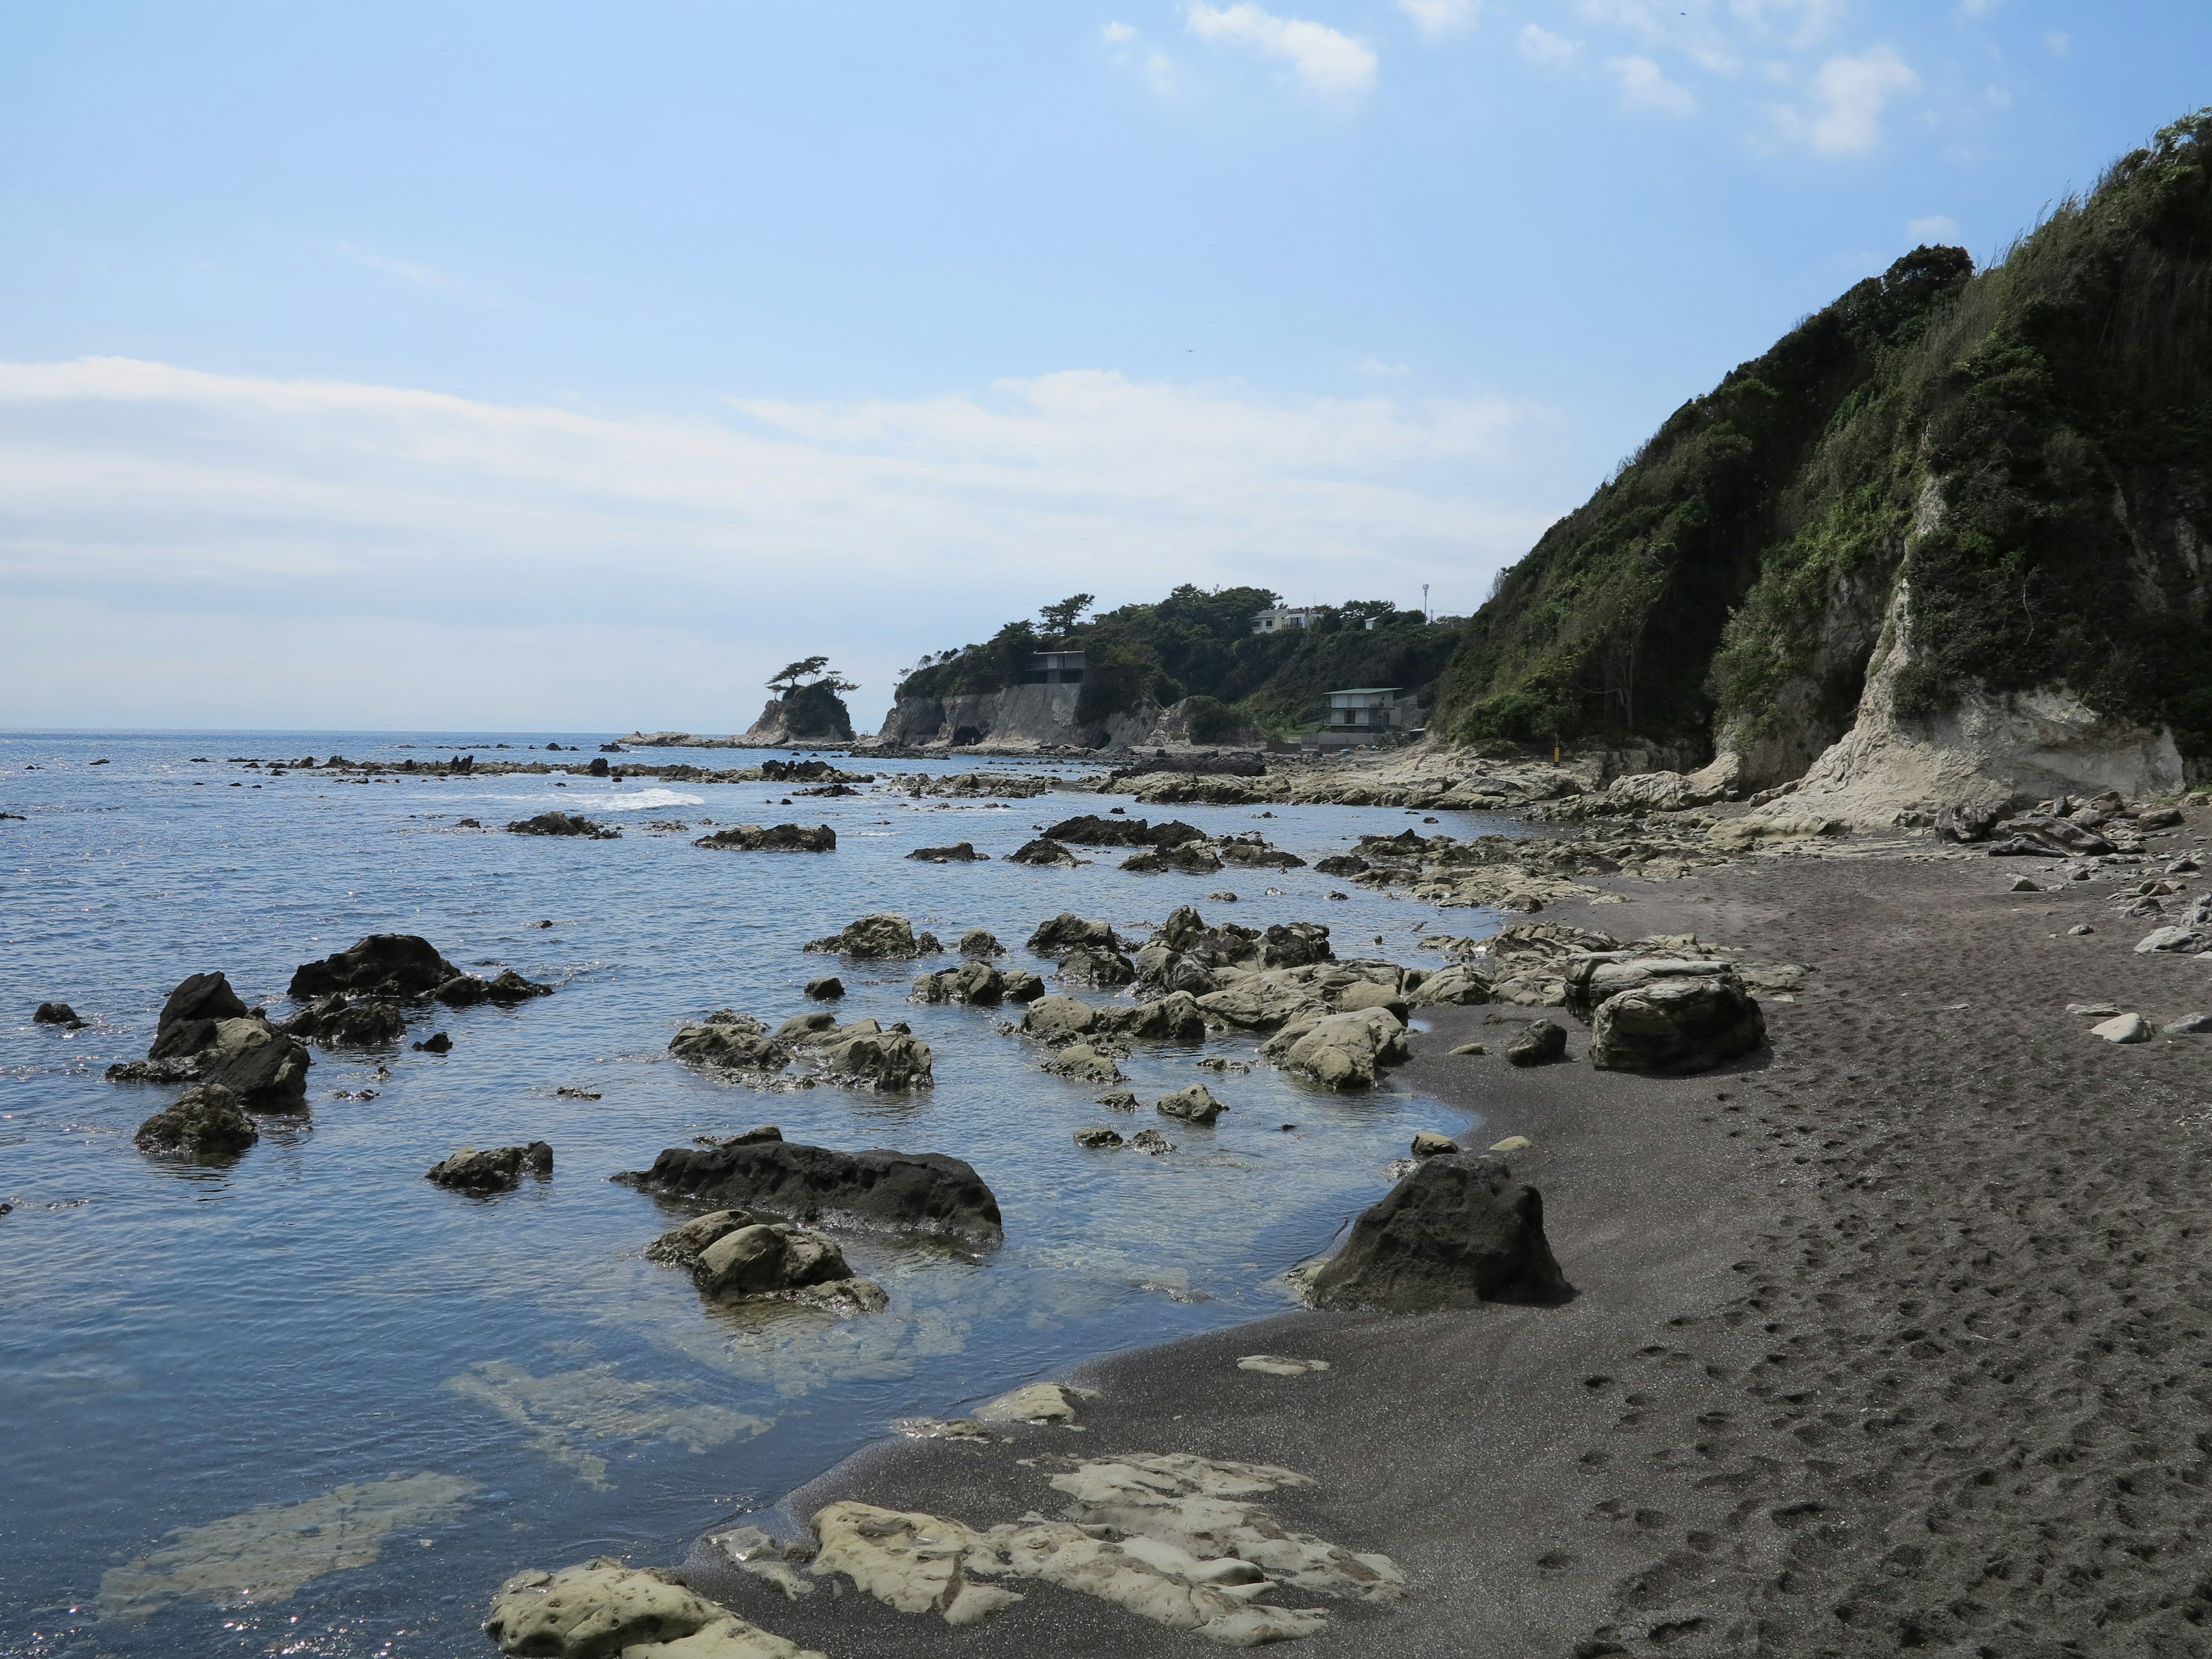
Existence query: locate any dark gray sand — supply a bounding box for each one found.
[696,844,2212,1657]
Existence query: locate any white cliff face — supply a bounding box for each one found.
[1759,575,2184,827]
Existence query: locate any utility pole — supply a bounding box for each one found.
[1422,584,1430,623]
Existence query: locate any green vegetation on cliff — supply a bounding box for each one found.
[896,586,1461,737]
[1436,110,2212,771]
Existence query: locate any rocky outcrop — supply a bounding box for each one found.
[801,1018,935,1089]
[1262,1007,1409,1089]
[484,1559,824,1659]
[1304,1155,1568,1311]
[616,1141,1003,1241]
[1025,913,1121,954]
[740,682,857,745]
[1046,813,1205,848]
[804,914,941,958]
[427,1142,553,1192]
[1589,977,1766,1074]
[670,1012,791,1073]
[1216,834,1305,869]
[33,1001,83,1026]
[134,1083,257,1157]
[507,812,619,838]
[871,682,1162,752]
[907,842,986,863]
[911,961,1045,1006]
[289,934,462,1000]
[1007,838,1083,867]
[107,972,312,1106]
[694,824,836,853]
[1021,993,1206,1044]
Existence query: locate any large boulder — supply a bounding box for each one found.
[1589,978,1766,1074]
[113,979,314,1107]
[1025,913,1120,954]
[1021,994,1101,1042]
[133,1083,257,1158]
[1154,1084,1225,1124]
[1262,1007,1409,1089]
[147,970,251,1058]
[1505,1019,1568,1067]
[1194,978,1328,1032]
[484,1558,825,1659]
[694,823,836,853]
[692,1221,883,1310]
[669,1012,791,1073]
[1563,955,1735,1016]
[289,934,461,1001]
[427,1142,553,1192]
[804,914,941,959]
[1262,922,1334,969]
[1304,1155,1570,1311]
[616,1141,1003,1242]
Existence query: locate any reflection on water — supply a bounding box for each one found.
[0,730,1511,1657]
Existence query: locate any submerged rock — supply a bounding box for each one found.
[282,995,406,1047]
[804,914,942,959]
[1304,1154,1569,1311]
[412,1031,453,1053]
[694,823,837,853]
[483,1559,824,1659]
[426,1142,553,1192]
[1261,1007,1409,1090]
[507,812,619,839]
[134,1083,258,1158]
[1588,979,1764,1074]
[692,1221,886,1312]
[289,934,461,1001]
[432,968,555,1007]
[617,1141,1003,1241]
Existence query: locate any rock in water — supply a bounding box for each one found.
[691,1221,877,1305]
[615,1141,1003,1241]
[134,1084,257,1157]
[669,1012,791,1073]
[906,842,987,862]
[1073,1127,1124,1149]
[506,812,619,839]
[1260,1007,1410,1090]
[803,976,845,1000]
[426,1142,553,1192]
[1119,842,1224,875]
[1025,913,1120,953]
[958,929,1003,959]
[288,934,463,1000]
[282,995,406,1047]
[1006,838,1082,867]
[1588,980,1764,1074]
[112,985,314,1107]
[33,1001,82,1026]
[1305,1155,1570,1311]
[1505,1020,1569,1067]
[483,1558,827,1659]
[432,967,555,1006]
[413,1031,453,1053]
[1056,945,1137,987]
[147,970,251,1058]
[694,823,836,853]
[804,914,941,959]
[1154,1084,1225,1124]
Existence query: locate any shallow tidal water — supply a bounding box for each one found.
[0,730,1516,1658]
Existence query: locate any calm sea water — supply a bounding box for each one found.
[0,730,1514,1659]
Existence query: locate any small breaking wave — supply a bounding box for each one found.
[477,789,705,811]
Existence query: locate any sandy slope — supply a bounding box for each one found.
[687,830,2212,1657]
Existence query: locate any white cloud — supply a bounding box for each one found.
[1768,46,1918,155]
[1184,3,1378,103]
[1907,214,1961,241]
[1102,23,1181,95]
[0,357,1552,727]
[1518,24,1582,66]
[1726,0,1843,48]
[1101,20,1137,41]
[1397,0,1479,40]
[1606,55,1698,115]
[1357,356,1412,376]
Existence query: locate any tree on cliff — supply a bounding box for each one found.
[767,657,857,695]
[1039,595,1094,639]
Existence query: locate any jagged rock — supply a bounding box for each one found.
[1504,1020,1569,1067]
[959,929,1003,958]
[1313,854,1369,877]
[1043,1044,1123,1084]
[616,1140,1003,1240]
[1074,1127,1124,1149]
[912,961,1017,1005]
[483,1559,825,1659]
[1262,922,1334,969]
[1217,835,1305,869]
[804,976,844,1000]
[281,995,406,1047]
[507,812,619,839]
[112,988,314,1106]
[804,914,941,958]
[1044,814,1205,848]
[1304,1154,1569,1310]
[1933,800,2007,842]
[1025,913,1120,954]
[33,1001,83,1027]
[427,1142,552,1191]
[1406,963,1490,1006]
[1056,945,1137,987]
[796,1018,934,1088]
[134,1083,257,1157]
[1262,1007,1409,1089]
[1132,946,1218,998]
[414,1031,453,1053]
[1589,979,1766,1074]
[289,934,461,1000]
[1120,842,1224,875]
[907,842,986,863]
[433,968,555,1006]
[148,970,251,1058]
[670,1012,791,1073]
[1006,838,1083,867]
[1155,1084,1225,1124]
[694,823,836,853]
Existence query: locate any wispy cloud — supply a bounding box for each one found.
[1103,22,1181,96]
[1184,3,1378,103]
[1607,55,1697,115]
[1907,213,1960,241]
[1397,0,1479,41]
[0,357,1552,726]
[1357,356,1412,376]
[1518,24,1582,66]
[338,245,442,287]
[1768,46,1918,155]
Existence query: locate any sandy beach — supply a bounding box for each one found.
[699,827,2212,1657]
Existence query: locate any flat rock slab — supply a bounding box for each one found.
[619,1141,1003,1242]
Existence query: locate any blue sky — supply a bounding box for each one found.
[0,1,2202,730]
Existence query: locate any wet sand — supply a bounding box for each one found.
[696,836,2212,1656]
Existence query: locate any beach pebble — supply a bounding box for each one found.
[1410,1131,1457,1158]
[1237,1355,1331,1376]
[2090,1013,2152,1044]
